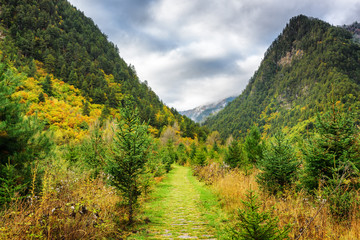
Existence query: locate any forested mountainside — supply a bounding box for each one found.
[0,0,206,139]
[204,15,360,139]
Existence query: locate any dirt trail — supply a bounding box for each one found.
[133,165,220,239]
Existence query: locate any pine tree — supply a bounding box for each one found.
[41,75,53,96]
[82,100,90,116]
[160,149,173,173]
[195,148,207,166]
[213,141,219,152]
[99,102,111,125]
[244,125,264,164]
[227,191,291,240]
[257,134,299,195]
[0,66,52,206]
[302,99,360,192]
[0,164,27,205]
[27,59,36,77]
[177,143,188,165]
[106,105,151,224]
[225,139,245,168]
[80,123,107,176]
[190,142,197,161]
[68,70,78,86]
[38,92,45,102]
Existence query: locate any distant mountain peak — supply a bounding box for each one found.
[180,96,236,123]
[342,22,360,43]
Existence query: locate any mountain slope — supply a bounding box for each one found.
[0,0,206,140]
[181,96,235,123]
[204,15,360,139]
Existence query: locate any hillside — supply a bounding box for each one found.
[0,1,210,238]
[204,15,360,139]
[0,0,206,140]
[180,96,235,123]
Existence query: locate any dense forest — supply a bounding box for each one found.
[205,15,360,139]
[0,1,360,239]
[0,0,206,139]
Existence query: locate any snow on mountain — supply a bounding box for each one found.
[180,96,236,123]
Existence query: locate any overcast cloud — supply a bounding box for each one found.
[68,0,360,110]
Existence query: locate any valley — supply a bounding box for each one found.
[0,1,360,240]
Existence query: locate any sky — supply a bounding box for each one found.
[68,0,360,111]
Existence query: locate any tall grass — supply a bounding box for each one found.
[194,162,360,240]
[0,160,126,239]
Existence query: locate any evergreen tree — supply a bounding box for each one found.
[82,100,90,116]
[41,75,53,96]
[0,66,52,206]
[80,123,107,176]
[44,53,56,73]
[166,139,178,164]
[302,99,360,192]
[195,148,207,166]
[38,92,45,102]
[177,143,188,165]
[27,59,36,77]
[244,125,264,164]
[213,141,219,152]
[99,103,111,125]
[0,164,27,205]
[227,191,291,240]
[225,139,245,168]
[68,70,78,86]
[160,149,173,173]
[190,142,197,161]
[257,134,299,195]
[106,105,151,224]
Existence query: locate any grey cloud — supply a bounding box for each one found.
[68,0,360,110]
[100,0,155,27]
[175,57,241,80]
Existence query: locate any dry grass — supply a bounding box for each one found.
[0,164,126,239]
[195,162,360,240]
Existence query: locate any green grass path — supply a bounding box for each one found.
[131,165,225,239]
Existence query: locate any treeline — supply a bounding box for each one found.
[205,15,360,139]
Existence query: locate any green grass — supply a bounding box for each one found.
[130,165,227,239]
[186,168,228,238]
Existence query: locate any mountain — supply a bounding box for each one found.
[343,22,360,43]
[180,96,236,123]
[0,0,207,141]
[204,15,360,139]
